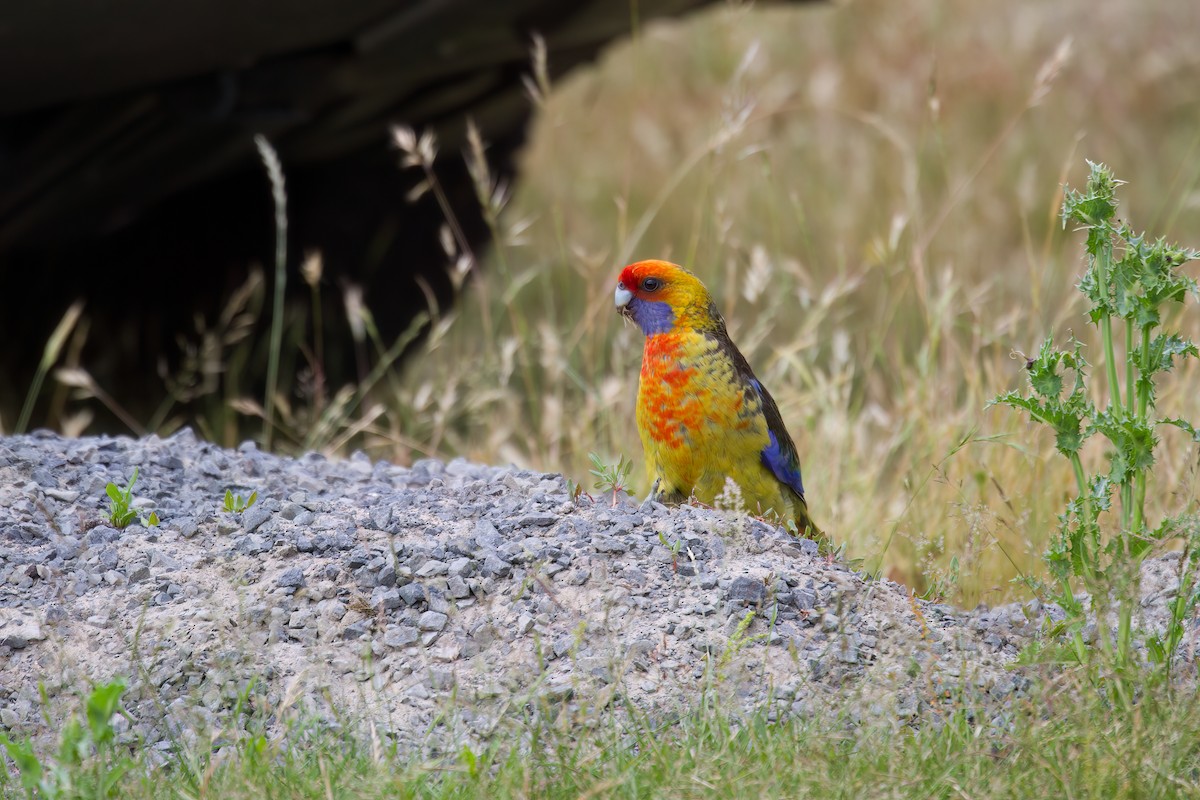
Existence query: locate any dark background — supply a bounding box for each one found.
[0,0,805,431]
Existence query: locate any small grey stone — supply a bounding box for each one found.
[44,488,80,503]
[821,613,840,632]
[835,639,859,664]
[398,583,426,607]
[473,519,502,548]
[418,611,448,631]
[276,567,305,588]
[55,538,82,561]
[447,557,473,577]
[279,503,305,520]
[793,590,817,610]
[346,547,372,569]
[369,505,393,530]
[427,590,451,615]
[431,643,462,662]
[516,614,535,634]
[0,616,44,649]
[593,535,627,554]
[354,565,378,590]
[383,626,419,648]
[86,526,121,546]
[728,576,767,606]
[241,505,272,533]
[446,575,471,599]
[341,620,371,640]
[649,545,674,563]
[619,566,646,585]
[128,565,151,583]
[235,535,271,555]
[31,467,57,487]
[517,513,558,528]
[708,537,727,559]
[628,638,655,657]
[377,565,397,587]
[376,588,402,610]
[482,553,511,578]
[416,559,448,578]
[150,549,182,571]
[295,535,314,552]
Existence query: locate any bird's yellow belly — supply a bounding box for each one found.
[636,333,788,516]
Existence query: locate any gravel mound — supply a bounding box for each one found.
[0,432,1192,753]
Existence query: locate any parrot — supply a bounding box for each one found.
[614,259,822,539]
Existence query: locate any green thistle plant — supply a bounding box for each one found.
[992,160,1200,684]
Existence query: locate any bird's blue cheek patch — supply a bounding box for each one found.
[761,430,805,498]
[630,298,675,335]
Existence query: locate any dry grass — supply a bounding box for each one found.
[387,0,1200,603]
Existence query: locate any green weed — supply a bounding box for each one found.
[588,452,635,506]
[222,489,258,514]
[104,469,158,530]
[993,161,1200,687]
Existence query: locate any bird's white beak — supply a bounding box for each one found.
[614,283,633,309]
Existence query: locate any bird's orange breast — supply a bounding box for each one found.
[636,330,765,497]
[638,333,702,448]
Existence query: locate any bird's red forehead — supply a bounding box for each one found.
[618,259,685,289]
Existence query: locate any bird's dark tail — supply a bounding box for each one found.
[793,497,826,544]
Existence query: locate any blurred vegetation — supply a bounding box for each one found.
[10,0,1200,604]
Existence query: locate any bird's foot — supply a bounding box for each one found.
[639,479,661,512]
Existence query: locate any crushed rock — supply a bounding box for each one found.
[0,431,1195,754]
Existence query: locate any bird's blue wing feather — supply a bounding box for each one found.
[748,378,805,499]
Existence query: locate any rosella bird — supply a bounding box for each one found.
[614,259,822,538]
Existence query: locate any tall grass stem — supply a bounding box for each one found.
[255,135,288,452]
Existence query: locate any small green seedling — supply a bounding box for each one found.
[657,530,685,572]
[104,468,158,529]
[224,489,258,514]
[589,453,634,507]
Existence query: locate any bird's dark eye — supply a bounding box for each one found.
[641,277,662,292]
